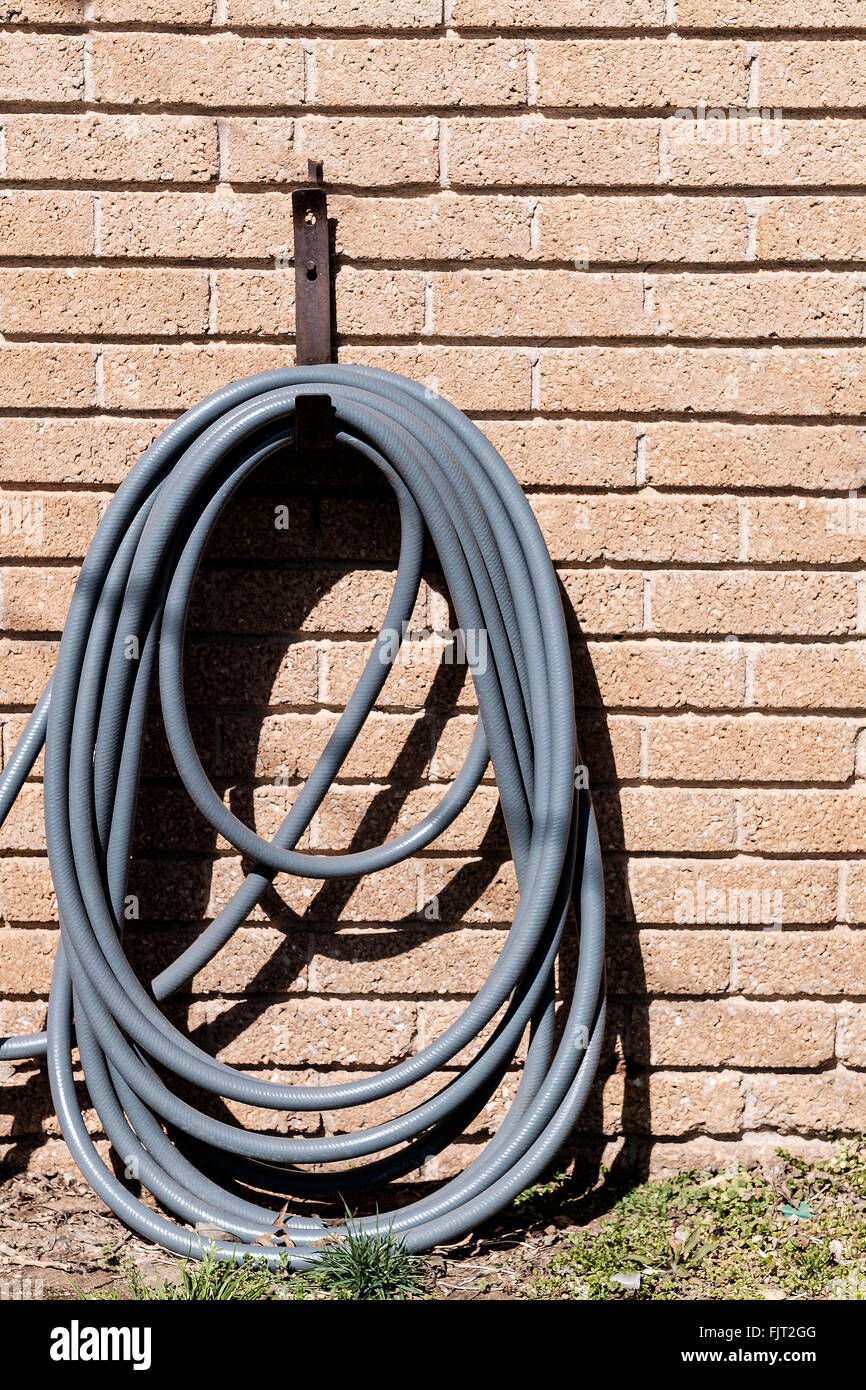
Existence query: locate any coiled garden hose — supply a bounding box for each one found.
[0,363,605,1266]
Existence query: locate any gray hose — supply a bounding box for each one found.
[0,364,605,1265]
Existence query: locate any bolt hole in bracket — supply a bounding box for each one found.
[292,159,336,451]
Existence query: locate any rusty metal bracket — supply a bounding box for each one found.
[292,160,335,452]
[292,161,333,369]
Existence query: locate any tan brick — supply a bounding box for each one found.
[0,858,56,924]
[129,855,419,924]
[0,782,46,852]
[99,190,293,261]
[0,192,92,258]
[0,34,82,103]
[3,116,218,184]
[652,271,866,340]
[98,190,531,262]
[214,567,430,636]
[91,34,303,108]
[748,496,866,564]
[428,712,489,781]
[3,0,866,1166]
[224,117,438,186]
[311,783,502,854]
[740,788,866,854]
[643,999,836,1068]
[647,714,856,783]
[1,0,204,14]
[0,269,209,338]
[537,194,748,263]
[323,638,476,711]
[102,342,528,411]
[536,39,748,109]
[531,491,739,564]
[214,267,426,336]
[0,565,78,633]
[0,490,109,559]
[626,857,838,926]
[749,1071,866,1132]
[334,192,531,260]
[609,927,731,994]
[218,709,426,780]
[541,346,866,416]
[309,925,505,995]
[0,417,166,487]
[101,343,295,410]
[0,999,47,1037]
[0,927,56,994]
[748,627,866,715]
[586,714,645,782]
[559,568,646,635]
[413,857,517,925]
[312,495,403,562]
[185,997,417,1068]
[91,0,212,15]
[678,1,866,27]
[664,116,866,188]
[446,116,659,186]
[1,713,43,775]
[132,785,314,855]
[837,1005,866,1066]
[650,571,858,637]
[0,0,91,15]
[586,639,747,709]
[0,640,57,705]
[341,345,531,411]
[451,0,662,22]
[224,0,442,24]
[600,1135,838,1176]
[415,998,530,1067]
[429,709,638,784]
[759,41,866,109]
[644,422,866,489]
[0,346,93,409]
[482,420,638,487]
[756,197,866,263]
[735,930,866,997]
[183,637,319,708]
[431,269,646,338]
[130,925,308,995]
[623,1070,745,1137]
[598,787,738,853]
[843,866,866,927]
[315,38,526,107]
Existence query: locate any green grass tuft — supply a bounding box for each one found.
[309,1223,430,1301]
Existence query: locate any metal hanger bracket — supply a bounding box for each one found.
[292,160,335,452]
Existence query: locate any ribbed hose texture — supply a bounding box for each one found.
[0,363,604,1265]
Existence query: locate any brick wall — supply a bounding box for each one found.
[2,1,866,1184]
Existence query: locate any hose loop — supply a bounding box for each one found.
[0,364,605,1264]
